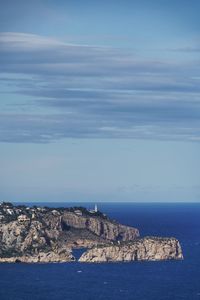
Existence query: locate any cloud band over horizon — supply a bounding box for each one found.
[0,32,200,143]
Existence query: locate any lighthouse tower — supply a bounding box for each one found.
[94,204,98,212]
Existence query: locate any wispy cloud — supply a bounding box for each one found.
[1,32,200,143]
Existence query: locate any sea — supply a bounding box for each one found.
[0,202,200,300]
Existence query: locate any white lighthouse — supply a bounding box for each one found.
[89,204,98,214]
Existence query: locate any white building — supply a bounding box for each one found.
[89,204,98,213]
[74,210,83,216]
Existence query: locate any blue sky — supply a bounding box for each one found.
[0,0,200,202]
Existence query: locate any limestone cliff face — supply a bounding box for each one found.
[0,216,59,257]
[79,237,183,263]
[0,202,139,262]
[62,212,139,241]
[0,248,73,263]
[0,203,184,264]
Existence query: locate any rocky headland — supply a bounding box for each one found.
[79,237,183,263]
[0,202,183,263]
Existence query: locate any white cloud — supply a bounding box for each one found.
[1,32,200,143]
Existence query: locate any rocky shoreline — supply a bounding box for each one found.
[0,248,74,263]
[0,202,183,263]
[79,237,183,263]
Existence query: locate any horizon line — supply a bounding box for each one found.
[6,201,200,204]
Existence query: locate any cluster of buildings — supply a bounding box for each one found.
[0,202,100,223]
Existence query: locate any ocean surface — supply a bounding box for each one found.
[0,202,200,300]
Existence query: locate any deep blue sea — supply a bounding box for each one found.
[0,202,200,300]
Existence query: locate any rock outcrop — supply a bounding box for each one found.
[0,202,139,262]
[79,237,183,263]
[0,202,183,263]
[0,247,74,263]
[62,211,139,241]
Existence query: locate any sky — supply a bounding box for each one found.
[0,0,200,202]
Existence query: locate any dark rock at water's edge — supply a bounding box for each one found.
[0,202,183,263]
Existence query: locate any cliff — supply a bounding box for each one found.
[0,202,183,263]
[62,211,139,241]
[0,248,74,263]
[0,202,139,262]
[79,237,183,263]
